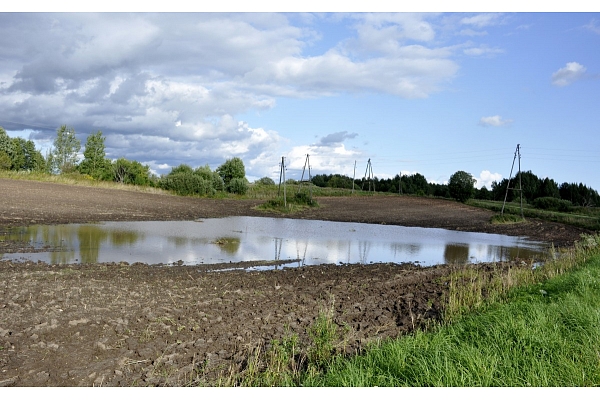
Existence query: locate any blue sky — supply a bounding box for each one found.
[1,4,599,190]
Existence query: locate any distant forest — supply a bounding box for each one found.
[310,171,600,208]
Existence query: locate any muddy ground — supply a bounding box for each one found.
[0,179,592,386]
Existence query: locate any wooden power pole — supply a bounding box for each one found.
[501,144,524,218]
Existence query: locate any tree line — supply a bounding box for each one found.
[311,170,600,208]
[0,125,248,195]
[2,124,598,205]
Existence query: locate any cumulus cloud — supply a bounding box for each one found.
[477,170,502,189]
[0,13,473,179]
[282,133,363,181]
[478,115,513,127]
[551,62,587,87]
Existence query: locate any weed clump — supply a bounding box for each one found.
[258,192,319,213]
[490,214,525,224]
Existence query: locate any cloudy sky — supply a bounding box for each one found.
[2,5,599,190]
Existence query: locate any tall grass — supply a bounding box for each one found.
[0,170,167,194]
[299,234,600,387]
[469,199,600,231]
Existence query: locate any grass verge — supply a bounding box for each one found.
[298,234,600,386]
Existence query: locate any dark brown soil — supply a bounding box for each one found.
[0,178,592,386]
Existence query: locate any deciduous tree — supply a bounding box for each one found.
[448,170,476,203]
[79,131,110,179]
[216,157,246,188]
[51,125,81,174]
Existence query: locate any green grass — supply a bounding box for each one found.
[469,199,600,231]
[490,213,526,225]
[0,170,166,194]
[297,236,600,387]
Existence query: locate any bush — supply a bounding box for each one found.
[227,177,248,195]
[159,172,214,196]
[532,197,573,212]
[256,176,276,185]
[294,192,317,206]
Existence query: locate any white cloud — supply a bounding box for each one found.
[283,141,362,181]
[478,115,513,127]
[477,170,502,189]
[463,45,504,57]
[551,62,587,86]
[460,13,503,28]
[0,13,476,180]
[459,29,488,37]
[583,19,600,35]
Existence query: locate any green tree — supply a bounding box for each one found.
[51,125,81,174]
[448,170,476,203]
[112,158,151,185]
[194,165,224,191]
[216,157,246,188]
[0,126,12,158]
[0,152,10,170]
[9,137,26,170]
[78,131,110,180]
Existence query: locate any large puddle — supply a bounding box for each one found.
[1,217,548,268]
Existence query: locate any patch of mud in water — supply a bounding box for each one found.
[1,217,549,267]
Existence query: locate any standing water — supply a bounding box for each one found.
[1,216,548,267]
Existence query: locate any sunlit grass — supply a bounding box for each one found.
[469,199,600,230]
[297,234,600,387]
[0,170,167,194]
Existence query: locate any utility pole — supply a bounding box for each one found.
[278,156,287,208]
[501,144,523,218]
[297,154,313,201]
[399,172,402,195]
[282,157,287,208]
[352,160,356,194]
[361,159,375,193]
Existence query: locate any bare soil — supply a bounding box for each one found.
[0,178,592,386]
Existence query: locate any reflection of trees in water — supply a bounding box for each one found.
[491,245,544,262]
[109,230,141,246]
[444,243,470,264]
[168,236,189,247]
[77,225,109,264]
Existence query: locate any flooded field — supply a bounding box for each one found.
[1,216,548,267]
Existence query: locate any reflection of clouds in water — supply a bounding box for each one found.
[2,218,548,266]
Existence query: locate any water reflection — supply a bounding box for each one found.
[444,243,470,264]
[1,217,548,267]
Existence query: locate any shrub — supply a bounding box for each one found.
[160,172,214,196]
[227,177,248,195]
[256,176,276,185]
[532,197,573,212]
